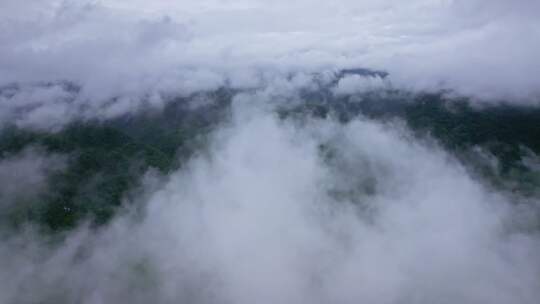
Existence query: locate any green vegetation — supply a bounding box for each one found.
[1,86,539,232]
[0,93,231,231]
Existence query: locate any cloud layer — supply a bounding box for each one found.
[1,104,539,303]
[1,2,540,303]
[1,0,539,126]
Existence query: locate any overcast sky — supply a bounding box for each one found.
[0,0,539,130]
[2,0,539,96]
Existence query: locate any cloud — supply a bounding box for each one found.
[0,147,66,212]
[333,74,388,95]
[1,2,540,301]
[0,0,538,129]
[1,103,539,303]
[0,83,78,130]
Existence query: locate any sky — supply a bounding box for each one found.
[1,0,539,127]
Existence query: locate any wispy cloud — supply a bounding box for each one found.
[1,104,539,303]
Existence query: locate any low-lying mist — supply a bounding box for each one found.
[1,97,539,304]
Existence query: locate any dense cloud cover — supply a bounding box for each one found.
[1,104,540,303]
[1,1,540,126]
[1,1,540,303]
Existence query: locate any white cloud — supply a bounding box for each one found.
[0,147,66,209]
[333,74,388,95]
[0,104,539,303]
[0,0,538,115]
[1,2,539,302]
